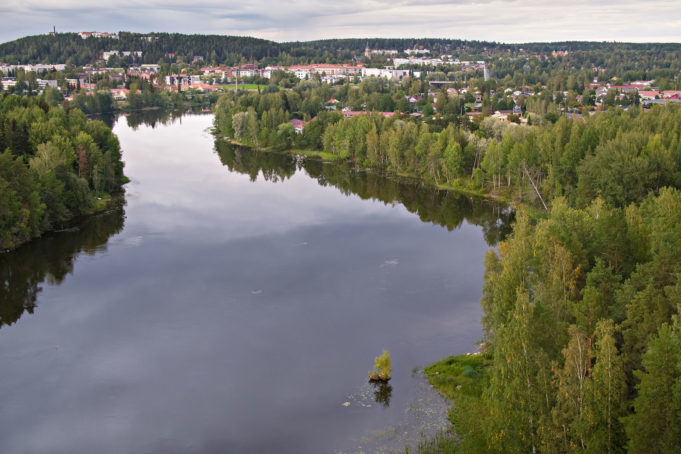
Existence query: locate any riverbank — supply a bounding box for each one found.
[421,353,493,453]
[0,190,126,254]
[216,136,527,210]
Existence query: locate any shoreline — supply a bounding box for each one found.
[0,189,126,254]
[218,135,518,207]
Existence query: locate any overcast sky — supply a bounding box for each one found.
[1,0,681,45]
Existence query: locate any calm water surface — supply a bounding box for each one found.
[0,114,512,453]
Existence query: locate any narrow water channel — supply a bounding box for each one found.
[0,113,512,453]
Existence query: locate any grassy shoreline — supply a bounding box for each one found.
[417,353,492,453]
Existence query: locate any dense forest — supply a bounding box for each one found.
[0,95,126,249]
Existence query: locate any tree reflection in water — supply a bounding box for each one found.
[371,381,393,407]
[215,141,515,246]
[0,202,125,329]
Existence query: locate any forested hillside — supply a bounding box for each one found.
[0,33,279,66]
[0,96,125,249]
[3,33,681,84]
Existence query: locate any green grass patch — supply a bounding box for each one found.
[87,194,112,214]
[419,353,492,453]
[424,353,492,403]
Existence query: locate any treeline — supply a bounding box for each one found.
[0,95,125,249]
[0,33,279,67]
[214,83,681,211]
[492,43,681,88]
[0,34,492,66]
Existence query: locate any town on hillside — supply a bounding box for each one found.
[1,32,680,123]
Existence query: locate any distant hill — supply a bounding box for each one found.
[0,32,280,66]
[1,32,681,70]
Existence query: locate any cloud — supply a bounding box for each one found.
[1,0,681,44]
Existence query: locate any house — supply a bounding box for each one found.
[638,91,659,100]
[662,91,681,99]
[1,77,16,90]
[79,31,118,39]
[263,66,285,79]
[609,85,639,93]
[595,87,609,99]
[110,88,130,100]
[362,68,407,80]
[36,79,58,89]
[288,65,313,79]
[141,64,161,73]
[290,119,306,134]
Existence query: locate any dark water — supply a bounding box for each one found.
[0,114,512,454]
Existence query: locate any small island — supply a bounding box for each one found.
[368,349,392,382]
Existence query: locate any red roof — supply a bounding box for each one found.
[662,91,681,98]
[638,91,659,98]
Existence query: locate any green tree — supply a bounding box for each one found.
[625,321,681,453]
[584,319,626,454]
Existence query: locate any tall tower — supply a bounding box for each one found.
[364,42,371,59]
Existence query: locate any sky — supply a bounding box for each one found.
[1,0,681,45]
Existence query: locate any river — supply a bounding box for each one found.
[0,113,512,453]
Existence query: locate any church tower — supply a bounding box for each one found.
[364,42,371,59]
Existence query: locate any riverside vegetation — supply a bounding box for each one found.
[213,79,681,208]
[0,95,126,250]
[214,83,681,452]
[418,117,681,451]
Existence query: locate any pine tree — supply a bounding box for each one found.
[625,321,681,453]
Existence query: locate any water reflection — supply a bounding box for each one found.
[371,381,393,407]
[0,203,125,328]
[124,109,192,130]
[215,141,514,246]
[92,109,206,130]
